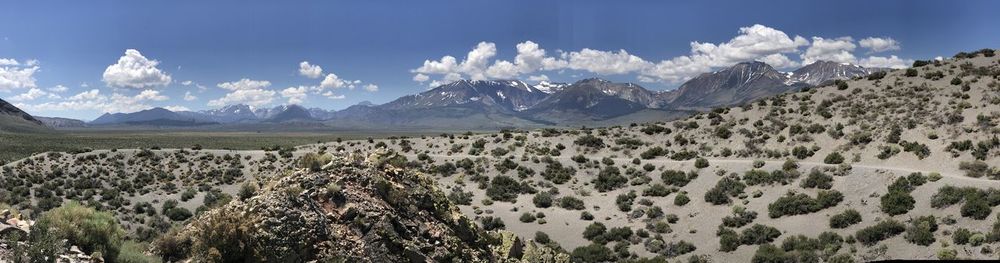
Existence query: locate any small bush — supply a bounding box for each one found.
[880,190,915,216]
[823,152,844,164]
[855,219,905,246]
[829,209,862,229]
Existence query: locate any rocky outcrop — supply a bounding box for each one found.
[168,149,567,262]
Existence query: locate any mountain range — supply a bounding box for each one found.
[2,60,887,130]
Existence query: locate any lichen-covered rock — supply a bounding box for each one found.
[170,150,564,262]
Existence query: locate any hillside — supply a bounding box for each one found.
[0,98,47,132]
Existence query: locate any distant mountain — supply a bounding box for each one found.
[663,61,809,110]
[381,80,548,113]
[789,60,879,86]
[36,116,86,128]
[263,104,316,122]
[199,104,258,123]
[66,60,885,129]
[91,107,217,126]
[523,78,650,123]
[0,98,47,132]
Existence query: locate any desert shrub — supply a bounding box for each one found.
[559,196,586,210]
[715,126,732,139]
[297,153,331,172]
[953,228,972,245]
[855,219,905,246]
[165,207,194,221]
[867,71,887,80]
[880,190,915,216]
[800,169,833,189]
[594,166,628,192]
[519,212,536,223]
[33,201,125,261]
[663,241,697,258]
[959,161,992,178]
[717,227,741,252]
[743,169,792,186]
[791,146,814,159]
[751,244,793,263]
[835,80,849,90]
[661,170,692,187]
[722,207,757,228]
[486,175,526,202]
[961,196,991,220]
[583,222,608,240]
[905,68,919,77]
[674,193,690,206]
[694,158,709,169]
[571,243,613,263]
[704,177,746,205]
[479,216,506,231]
[533,192,553,208]
[643,183,673,197]
[823,152,844,164]
[829,209,862,229]
[541,161,576,184]
[904,216,938,246]
[574,134,605,148]
[767,191,843,218]
[640,146,666,159]
[448,188,473,205]
[640,124,671,135]
[741,224,782,245]
[615,191,637,212]
[951,77,963,85]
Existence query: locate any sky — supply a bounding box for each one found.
[1,0,999,120]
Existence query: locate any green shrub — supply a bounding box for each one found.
[486,175,526,202]
[694,158,709,169]
[880,190,915,216]
[34,201,125,261]
[559,196,586,210]
[801,169,833,189]
[953,228,972,245]
[704,177,746,205]
[855,219,905,246]
[661,170,692,187]
[904,216,938,246]
[767,191,843,218]
[674,193,690,206]
[533,192,553,208]
[751,244,793,263]
[594,166,628,192]
[571,243,613,263]
[823,152,844,164]
[904,68,918,77]
[829,209,862,229]
[740,224,782,245]
[574,135,605,148]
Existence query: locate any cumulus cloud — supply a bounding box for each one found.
[565,49,652,75]
[102,49,172,89]
[217,78,271,91]
[163,105,190,112]
[183,91,197,101]
[8,88,48,101]
[135,90,168,101]
[322,91,346,100]
[299,61,323,78]
[801,37,856,65]
[858,55,913,69]
[414,41,499,81]
[527,75,550,82]
[859,37,901,53]
[48,85,68,93]
[281,86,309,104]
[0,59,39,91]
[320,73,347,89]
[207,88,276,107]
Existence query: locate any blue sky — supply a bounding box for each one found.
[1,0,998,120]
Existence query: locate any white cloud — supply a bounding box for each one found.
[217,78,271,91]
[207,88,276,107]
[183,91,197,101]
[17,88,174,113]
[163,105,190,112]
[801,37,856,65]
[102,49,172,89]
[527,75,549,82]
[299,61,323,79]
[565,48,652,75]
[0,60,39,91]
[858,37,901,53]
[485,60,519,79]
[0,58,18,66]
[413,41,499,82]
[757,53,800,69]
[858,55,913,69]
[8,88,47,101]
[934,56,944,61]
[181,80,193,86]
[281,86,309,104]
[322,91,346,100]
[48,85,68,93]
[320,73,347,89]
[135,90,168,101]
[412,73,429,82]
[363,84,378,92]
